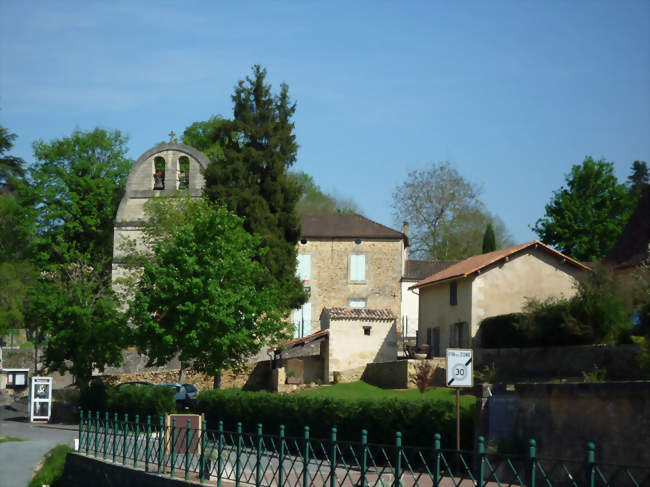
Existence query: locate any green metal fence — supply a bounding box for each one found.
[78,410,649,487]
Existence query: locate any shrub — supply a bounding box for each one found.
[196,389,474,449]
[479,313,528,348]
[79,380,109,412]
[107,385,176,419]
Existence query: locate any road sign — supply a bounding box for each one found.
[446,348,473,387]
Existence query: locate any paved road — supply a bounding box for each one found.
[0,403,78,487]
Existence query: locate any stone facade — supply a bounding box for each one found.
[296,237,405,335]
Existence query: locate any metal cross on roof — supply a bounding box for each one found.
[168,130,177,143]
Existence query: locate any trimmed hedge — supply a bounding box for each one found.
[196,389,474,449]
[80,382,176,418]
[478,313,528,348]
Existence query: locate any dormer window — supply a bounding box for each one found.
[178,156,189,189]
[154,157,165,190]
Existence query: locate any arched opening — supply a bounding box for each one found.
[154,157,165,190]
[178,156,189,189]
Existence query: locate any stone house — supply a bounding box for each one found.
[410,241,589,357]
[293,214,408,338]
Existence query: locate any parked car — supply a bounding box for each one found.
[181,384,198,406]
[155,383,196,410]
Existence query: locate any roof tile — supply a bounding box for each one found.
[324,307,396,320]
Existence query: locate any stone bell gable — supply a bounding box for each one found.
[112,142,210,288]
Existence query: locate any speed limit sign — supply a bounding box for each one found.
[446,349,473,387]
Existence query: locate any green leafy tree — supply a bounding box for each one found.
[0,261,35,339]
[27,128,132,267]
[0,125,25,192]
[24,259,128,387]
[291,171,360,215]
[482,222,496,253]
[182,115,228,161]
[533,157,635,261]
[128,197,292,388]
[202,65,305,308]
[392,162,513,259]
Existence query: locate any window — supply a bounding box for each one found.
[363,326,372,336]
[349,254,366,282]
[178,156,189,189]
[154,157,165,190]
[450,281,457,306]
[349,298,366,308]
[450,322,468,348]
[297,254,311,281]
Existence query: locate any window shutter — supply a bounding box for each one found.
[297,254,311,281]
[350,255,366,281]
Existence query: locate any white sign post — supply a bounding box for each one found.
[446,349,473,451]
[29,377,52,422]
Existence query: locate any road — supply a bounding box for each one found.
[0,400,78,487]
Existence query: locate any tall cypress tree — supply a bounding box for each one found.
[203,65,305,308]
[482,222,496,253]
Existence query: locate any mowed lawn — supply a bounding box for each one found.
[297,381,476,408]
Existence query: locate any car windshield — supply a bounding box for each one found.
[183,385,197,392]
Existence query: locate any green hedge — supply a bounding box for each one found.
[196,389,474,449]
[478,313,528,348]
[80,382,176,419]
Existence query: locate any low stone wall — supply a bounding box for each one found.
[61,453,213,487]
[476,344,643,380]
[362,358,446,389]
[475,381,650,465]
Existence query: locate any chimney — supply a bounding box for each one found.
[402,221,409,237]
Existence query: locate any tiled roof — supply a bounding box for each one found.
[410,241,590,290]
[300,214,407,242]
[605,187,650,269]
[403,259,458,281]
[281,329,329,350]
[323,307,396,321]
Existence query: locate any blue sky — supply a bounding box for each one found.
[1,1,648,244]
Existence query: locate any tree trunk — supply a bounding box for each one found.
[178,362,185,383]
[213,370,222,390]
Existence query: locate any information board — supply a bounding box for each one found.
[446,348,473,387]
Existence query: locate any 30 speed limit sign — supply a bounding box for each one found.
[446,349,473,387]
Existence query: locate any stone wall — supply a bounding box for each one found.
[297,238,403,335]
[476,344,644,380]
[362,358,446,389]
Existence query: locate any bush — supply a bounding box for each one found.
[479,313,528,348]
[197,389,474,449]
[80,384,176,419]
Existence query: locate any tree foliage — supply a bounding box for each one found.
[291,171,360,215]
[0,125,25,192]
[202,65,304,308]
[482,223,496,253]
[628,160,649,194]
[27,128,132,267]
[533,157,635,261]
[182,115,228,161]
[391,162,513,259]
[128,197,292,380]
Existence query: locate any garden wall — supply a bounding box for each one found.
[362,358,446,389]
[475,344,643,379]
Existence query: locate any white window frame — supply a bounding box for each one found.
[348,254,366,282]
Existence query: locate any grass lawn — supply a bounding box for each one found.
[0,436,25,443]
[297,381,475,407]
[28,444,72,487]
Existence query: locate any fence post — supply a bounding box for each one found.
[330,428,337,487]
[123,413,128,466]
[217,420,224,487]
[145,416,151,472]
[158,416,164,475]
[394,432,402,487]
[113,412,118,463]
[200,418,207,484]
[79,410,84,452]
[171,417,177,478]
[134,414,140,468]
[303,426,310,487]
[256,423,263,487]
[236,422,243,487]
[527,439,536,487]
[433,433,441,487]
[103,412,109,460]
[585,442,596,487]
[278,425,285,487]
[476,436,485,487]
[94,411,99,457]
[361,429,368,487]
[185,418,191,480]
[85,411,90,455]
